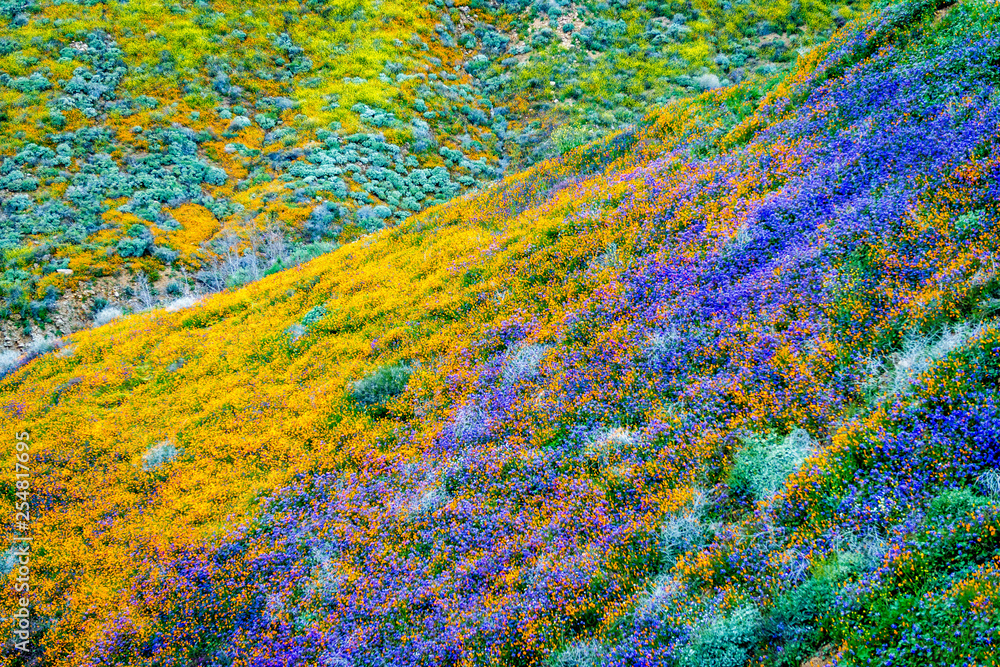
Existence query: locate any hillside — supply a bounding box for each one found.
[0,0,861,347]
[2,0,1000,665]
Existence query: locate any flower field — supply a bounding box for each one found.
[2,0,1000,664]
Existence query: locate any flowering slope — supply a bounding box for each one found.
[2,0,1000,665]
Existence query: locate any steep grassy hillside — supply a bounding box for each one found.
[2,0,1000,664]
[0,0,861,342]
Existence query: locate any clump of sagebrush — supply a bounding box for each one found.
[635,572,686,623]
[828,524,888,570]
[588,243,620,271]
[285,323,307,343]
[142,439,181,471]
[551,639,607,667]
[582,426,635,467]
[348,363,412,416]
[550,123,603,155]
[0,338,64,379]
[694,73,721,90]
[300,304,327,326]
[728,428,815,502]
[93,305,123,326]
[451,401,491,444]
[645,326,681,362]
[0,350,19,376]
[407,480,449,517]
[863,322,984,400]
[165,295,199,313]
[303,544,345,607]
[643,325,707,368]
[679,604,763,667]
[500,342,549,384]
[976,469,1000,498]
[28,337,58,356]
[660,489,712,565]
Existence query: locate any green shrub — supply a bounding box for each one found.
[928,487,990,519]
[462,267,484,287]
[348,364,413,416]
[766,579,831,666]
[760,555,864,667]
[116,236,151,258]
[301,304,327,326]
[551,124,601,155]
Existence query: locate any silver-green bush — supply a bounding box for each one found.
[728,428,815,502]
[348,364,413,415]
